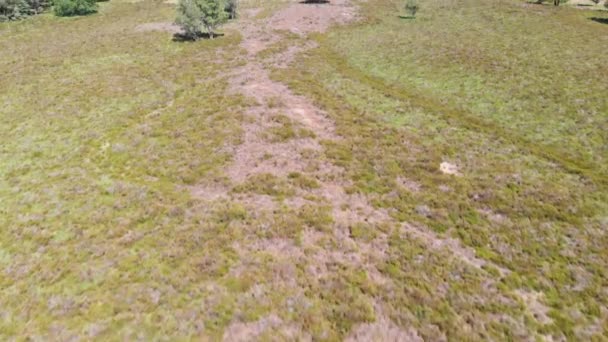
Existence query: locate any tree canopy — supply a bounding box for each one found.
[176,0,228,40]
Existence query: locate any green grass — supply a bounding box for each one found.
[263,114,316,142]
[234,173,296,197]
[326,0,608,184]
[0,1,250,338]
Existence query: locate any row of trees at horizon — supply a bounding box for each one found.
[1,0,99,20]
[3,0,606,28]
[0,0,238,22]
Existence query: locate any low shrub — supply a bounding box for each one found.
[0,0,50,21]
[53,0,97,16]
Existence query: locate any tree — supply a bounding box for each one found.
[225,0,237,19]
[0,0,50,21]
[0,0,30,21]
[176,0,203,38]
[405,0,419,18]
[176,0,228,40]
[53,0,97,16]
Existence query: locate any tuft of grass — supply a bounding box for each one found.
[288,171,320,190]
[298,204,334,231]
[348,222,377,242]
[263,114,316,142]
[233,173,295,197]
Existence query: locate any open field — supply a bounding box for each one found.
[1,0,607,339]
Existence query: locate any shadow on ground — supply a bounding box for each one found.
[589,17,608,24]
[172,32,226,42]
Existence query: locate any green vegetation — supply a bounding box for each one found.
[1,0,607,339]
[271,0,608,339]
[263,114,316,142]
[225,0,237,19]
[53,0,97,16]
[328,2,607,185]
[0,0,99,20]
[0,0,246,338]
[234,173,296,197]
[0,0,50,21]
[176,0,228,39]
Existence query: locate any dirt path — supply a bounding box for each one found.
[227,0,510,271]
[187,1,520,339]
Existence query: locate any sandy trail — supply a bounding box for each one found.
[223,0,506,279]
[185,0,522,339]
